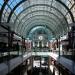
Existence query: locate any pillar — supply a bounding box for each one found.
[39,56,42,75]
[8,26,11,72]
[58,36,60,75]
[48,56,50,73]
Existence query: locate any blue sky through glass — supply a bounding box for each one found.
[0,0,4,5]
[0,0,23,15]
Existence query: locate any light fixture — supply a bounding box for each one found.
[38,35,43,40]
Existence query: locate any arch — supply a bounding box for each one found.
[17,16,64,33]
[14,4,68,24]
[6,0,74,23]
[26,26,54,40]
[14,11,68,32]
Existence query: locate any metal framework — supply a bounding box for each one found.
[26,26,54,40]
[21,20,64,38]
[24,24,56,38]
[14,4,68,23]
[17,15,64,33]
[13,4,68,29]
[0,0,75,38]
[19,17,64,34]
[15,11,67,31]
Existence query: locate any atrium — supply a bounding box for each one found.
[0,0,75,75]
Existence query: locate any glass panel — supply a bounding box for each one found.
[15,5,66,25]
[8,0,21,9]
[0,4,2,10]
[61,0,75,9]
[19,18,62,34]
[16,16,66,35]
[66,13,72,23]
[10,13,17,22]
[0,0,4,9]
[52,1,68,15]
[71,5,75,21]
[1,0,75,23]
[1,0,74,37]
[11,0,69,23]
[14,3,23,15]
[0,0,4,5]
[2,5,11,22]
[21,22,57,34]
[15,13,63,30]
[1,0,21,22]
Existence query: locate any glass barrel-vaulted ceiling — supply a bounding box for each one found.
[27,26,53,40]
[0,0,75,38]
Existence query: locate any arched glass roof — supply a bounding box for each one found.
[27,26,53,40]
[0,0,75,38]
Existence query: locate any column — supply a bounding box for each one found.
[39,56,42,75]
[58,36,60,75]
[8,26,11,72]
